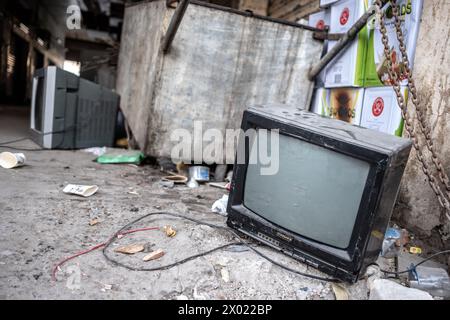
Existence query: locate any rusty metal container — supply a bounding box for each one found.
[116,0,322,160]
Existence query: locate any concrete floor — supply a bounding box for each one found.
[0,106,372,300]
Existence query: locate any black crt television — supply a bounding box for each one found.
[227,104,412,283]
[30,66,119,149]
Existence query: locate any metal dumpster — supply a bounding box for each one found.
[116,0,322,160]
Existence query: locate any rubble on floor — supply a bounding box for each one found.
[0,146,448,300]
[369,279,433,300]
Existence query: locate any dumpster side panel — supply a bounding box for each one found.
[149,3,322,159]
[116,1,167,149]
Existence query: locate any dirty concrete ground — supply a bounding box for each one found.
[0,107,372,300]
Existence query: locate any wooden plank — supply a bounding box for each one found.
[238,0,269,15]
[270,0,316,19]
[281,0,320,21]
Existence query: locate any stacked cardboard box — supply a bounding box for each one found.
[319,0,339,8]
[308,10,331,86]
[311,87,364,125]
[364,0,423,86]
[324,0,369,88]
[309,0,423,137]
[361,86,408,136]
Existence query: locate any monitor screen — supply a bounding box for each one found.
[34,76,45,132]
[244,130,371,249]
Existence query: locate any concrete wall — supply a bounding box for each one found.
[395,0,450,239]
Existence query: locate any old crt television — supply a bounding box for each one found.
[30,66,119,149]
[227,105,412,283]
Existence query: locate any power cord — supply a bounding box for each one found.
[0,126,77,152]
[101,212,340,283]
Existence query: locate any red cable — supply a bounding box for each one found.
[52,227,160,281]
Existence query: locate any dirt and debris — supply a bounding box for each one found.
[0,147,371,300]
[143,249,165,262]
[114,244,145,255]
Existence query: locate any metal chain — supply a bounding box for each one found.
[389,1,450,196]
[374,0,450,219]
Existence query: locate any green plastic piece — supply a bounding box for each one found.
[96,152,145,165]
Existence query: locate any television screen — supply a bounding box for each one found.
[244,131,371,249]
[34,77,45,132]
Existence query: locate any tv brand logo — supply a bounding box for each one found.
[66,5,81,30]
[170,122,280,176]
[372,97,384,117]
[340,7,350,25]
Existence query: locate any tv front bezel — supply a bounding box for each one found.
[30,66,57,148]
[227,108,396,283]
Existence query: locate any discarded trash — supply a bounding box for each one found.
[221,268,230,283]
[211,194,229,216]
[369,279,433,300]
[96,151,144,165]
[189,166,210,182]
[127,190,139,195]
[409,247,422,254]
[208,182,229,190]
[143,248,165,261]
[159,179,175,189]
[116,138,128,148]
[381,227,404,258]
[89,218,99,226]
[114,243,145,254]
[186,178,199,188]
[331,283,349,300]
[409,266,450,298]
[0,152,26,169]
[162,175,188,184]
[82,147,106,157]
[101,284,113,292]
[163,225,177,237]
[63,184,99,197]
[176,162,189,177]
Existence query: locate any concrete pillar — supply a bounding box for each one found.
[395,0,450,239]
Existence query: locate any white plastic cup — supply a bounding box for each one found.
[0,152,26,169]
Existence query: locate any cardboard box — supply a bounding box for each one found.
[360,86,408,137]
[320,0,339,8]
[310,87,364,125]
[365,0,423,86]
[310,87,327,116]
[308,10,330,30]
[325,0,369,88]
[309,10,331,86]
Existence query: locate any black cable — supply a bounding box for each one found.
[0,137,30,145]
[0,128,67,146]
[102,212,340,283]
[0,126,77,151]
[377,249,450,276]
[0,145,45,151]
